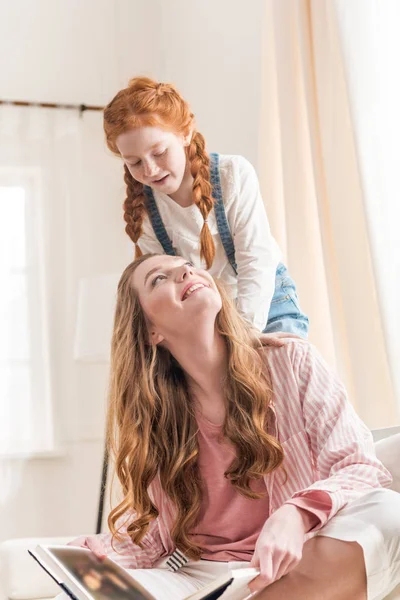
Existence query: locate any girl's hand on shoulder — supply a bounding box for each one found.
[67,535,107,560]
[258,331,304,348]
[248,504,309,593]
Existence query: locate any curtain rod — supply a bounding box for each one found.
[0,99,104,112]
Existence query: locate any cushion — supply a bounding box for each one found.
[374,433,400,493]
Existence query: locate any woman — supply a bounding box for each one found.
[62,254,400,600]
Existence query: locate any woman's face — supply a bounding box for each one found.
[132,255,222,345]
[116,126,189,195]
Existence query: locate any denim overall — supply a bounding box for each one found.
[143,153,309,337]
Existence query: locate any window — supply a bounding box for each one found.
[0,171,53,454]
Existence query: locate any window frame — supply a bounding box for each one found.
[0,166,54,454]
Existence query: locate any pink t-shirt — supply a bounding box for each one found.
[191,412,269,561]
[191,410,331,562]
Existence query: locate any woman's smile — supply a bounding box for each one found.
[181,282,210,301]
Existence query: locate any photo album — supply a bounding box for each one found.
[29,545,258,600]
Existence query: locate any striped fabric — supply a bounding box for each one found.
[165,549,190,572]
[91,341,392,569]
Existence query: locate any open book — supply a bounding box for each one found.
[29,545,259,600]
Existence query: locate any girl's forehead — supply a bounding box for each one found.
[117,126,176,153]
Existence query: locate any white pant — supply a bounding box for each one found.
[55,488,400,600]
[314,488,400,600]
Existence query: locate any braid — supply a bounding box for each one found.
[187,131,215,269]
[123,165,146,258]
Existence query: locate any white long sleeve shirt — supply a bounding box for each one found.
[137,154,282,331]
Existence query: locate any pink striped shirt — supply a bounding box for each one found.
[92,341,392,568]
[191,411,330,561]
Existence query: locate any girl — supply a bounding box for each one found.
[103,77,309,337]
[64,254,400,600]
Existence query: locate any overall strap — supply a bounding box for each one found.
[143,185,176,256]
[209,153,238,274]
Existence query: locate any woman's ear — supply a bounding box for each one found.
[150,329,165,346]
[144,315,164,346]
[150,331,164,346]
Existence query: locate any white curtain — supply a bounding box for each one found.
[259,0,399,428]
[0,105,82,453]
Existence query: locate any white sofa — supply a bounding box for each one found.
[1,427,400,600]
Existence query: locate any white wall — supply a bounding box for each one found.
[0,0,264,540]
[0,0,119,106]
[157,0,265,165]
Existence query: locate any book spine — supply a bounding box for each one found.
[59,582,81,600]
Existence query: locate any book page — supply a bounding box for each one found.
[186,568,258,600]
[217,571,257,600]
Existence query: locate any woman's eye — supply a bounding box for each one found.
[154,149,167,158]
[151,274,166,287]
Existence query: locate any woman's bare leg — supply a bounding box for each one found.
[253,537,367,600]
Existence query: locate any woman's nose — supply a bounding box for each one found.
[177,263,194,281]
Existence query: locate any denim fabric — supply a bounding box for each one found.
[143,185,176,256]
[143,154,309,338]
[209,153,237,274]
[265,264,309,337]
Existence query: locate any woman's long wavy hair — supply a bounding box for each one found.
[104,77,216,269]
[107,254,284,559]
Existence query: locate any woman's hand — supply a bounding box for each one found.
[248,504,312,593]
[67,535,107,560]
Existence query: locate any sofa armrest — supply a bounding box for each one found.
[0,535,84,600]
